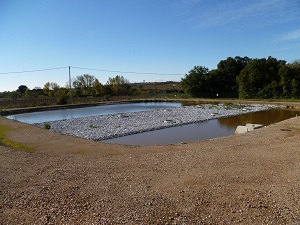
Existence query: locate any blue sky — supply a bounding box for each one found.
[0,0,300,92]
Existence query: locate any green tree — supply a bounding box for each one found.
[102,84,113,96]
[288,60,300,98]
[93,78,103,96]
[43,82,60,97]
[9,91,19,99]
[73,74,96,96]
[291,79,300,98]
[18,85,28,94]
[217,56,251,94]
[279,62,293,98]
[54,88,68,105]
[106,75,130,96]
[236,57,283,99]
[31,87,43,97]
[180,66,211,97]
[24,88,31,98]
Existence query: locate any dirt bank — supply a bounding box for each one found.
[1,109,300,224]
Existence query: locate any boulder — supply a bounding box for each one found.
[235,125,249,134]
[235,124,264,134]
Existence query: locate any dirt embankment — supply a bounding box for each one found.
[1,103,300,224]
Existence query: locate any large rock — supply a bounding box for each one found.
[235,124,264,134]
[235,126,249,134]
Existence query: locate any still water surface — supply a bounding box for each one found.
[6,102,182,124]
[104,108,299,145]
[6,103,299,145]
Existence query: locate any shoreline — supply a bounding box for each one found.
[36,103,278,141]
[2,98,298,116]
[0,100,142,116]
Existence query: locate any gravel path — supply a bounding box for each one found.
[36,104,278,141]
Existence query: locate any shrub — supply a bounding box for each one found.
[56,96,68,105]
[44,122,51,130]
[89,124,99,129]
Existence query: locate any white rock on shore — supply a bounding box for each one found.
[36,104,278,141]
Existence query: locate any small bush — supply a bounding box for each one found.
[44,122,51,130]
[56,96,68,105]
[89,124,100,129]
[208,101,219,109]
[210,101,220,105]
[224,102,235,109]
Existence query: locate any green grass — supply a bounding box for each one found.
[208,101,220,109]
[0,126,35,152]
[238,98,300,103]
[89,124,100,129]
[44,122,51,129]
[273,98,300,103]
[209,101,220,105]
[223,102,247,109]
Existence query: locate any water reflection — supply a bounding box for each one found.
[104,108,299,145]
[104,120,233,145]
[218,108,299,129]
[6,102,182,124]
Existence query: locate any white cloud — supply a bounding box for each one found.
[278,29,300,41]
[173,0,300,29]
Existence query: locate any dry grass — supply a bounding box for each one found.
[0,125,35,152]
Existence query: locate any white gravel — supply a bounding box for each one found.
[36,104,278,141]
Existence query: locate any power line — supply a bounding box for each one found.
[0,66,68,75]
[71,66,185,76]
[0,66,185,76]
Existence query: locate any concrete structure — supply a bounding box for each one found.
[235,124,264,134]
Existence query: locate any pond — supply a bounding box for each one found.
[103,108,299,145]
[5,102,299,145]
[5,102,182,124]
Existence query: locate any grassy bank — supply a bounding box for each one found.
[0,126,35,152]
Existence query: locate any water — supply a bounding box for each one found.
[103,120,233,145]
[6,102,182,124]
[103,108,299,145]
[5,103,299,145]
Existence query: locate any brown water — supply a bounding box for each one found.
[103,108,299,145]
[218,108,299,128]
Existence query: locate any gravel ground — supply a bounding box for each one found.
[1,101,300,224]
[36,104,277,141]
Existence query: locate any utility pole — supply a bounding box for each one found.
[69,66,72,104]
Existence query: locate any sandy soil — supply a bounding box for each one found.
[1,106,300,224]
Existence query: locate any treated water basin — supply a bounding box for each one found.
[5,102,182,124]
[103,108,299,145]
[5,102,299,145]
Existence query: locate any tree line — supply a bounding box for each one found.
[181,56,300,99]
[0,75,132,102]
[43,74,131,99]
[2,56,300,103]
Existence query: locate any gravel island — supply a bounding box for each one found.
[37,104,278,141]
